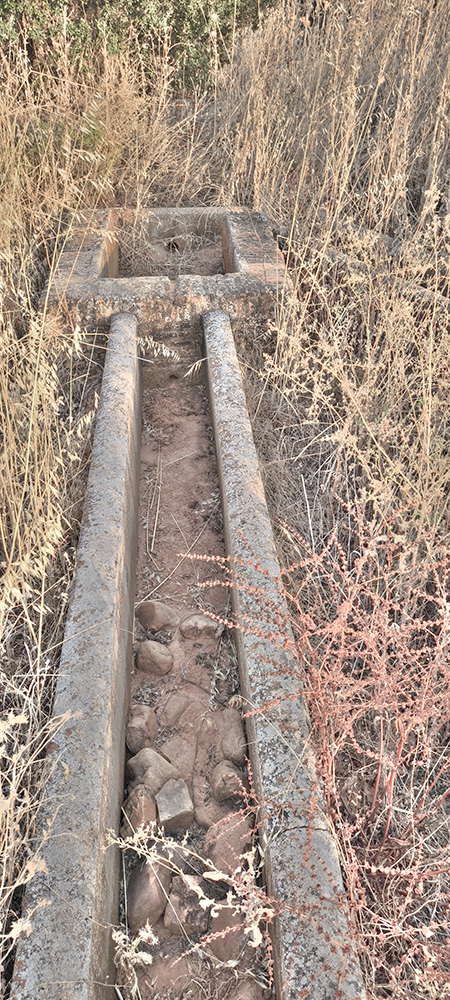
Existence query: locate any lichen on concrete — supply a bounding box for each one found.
[203,308,365,1000]
[10,314,141,1000]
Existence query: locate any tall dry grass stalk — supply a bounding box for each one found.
[0,22,229,990]
[0,32,174,992]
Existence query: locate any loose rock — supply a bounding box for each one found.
[159,691,192,727]
[159,685,210,728]
[138,953,198,995]
[194,708,246,765]
[158,842,201,876]
[209,905,246,962]
[121,784,157,839]
[146,245,171,266]
[179,613,223,640]
[159,735,195,782]
[163,875,209,936]
[220,708,246,765]
[126,703,158,754]
[194,801,231,831]
[197,712,220,749]
[136,600,179,632]
[211,760,245,803]
[127,859,172,934]
[136,639,173,677]
[193,773,232,830]
[156,777,194,833]
[228,983,265,1000]
[204,813,252,877]
[127,747,180,793]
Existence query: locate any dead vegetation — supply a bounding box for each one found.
[2,0,450,996]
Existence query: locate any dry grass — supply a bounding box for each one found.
[0,311,104,989]
[112,822,271,1000]
[2,0,450,996]
[228,3,450,996]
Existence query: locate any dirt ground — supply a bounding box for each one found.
[120,360,273,1000]
[119,228,225,278]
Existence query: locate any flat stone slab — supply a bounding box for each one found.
[10,314,141,1000]
[203,309,366,1000]
[156,778,195,833]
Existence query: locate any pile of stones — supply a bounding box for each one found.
[119,600,268,999]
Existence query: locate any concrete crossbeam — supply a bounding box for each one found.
[44,207,293,335]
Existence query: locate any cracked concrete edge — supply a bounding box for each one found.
[222,209,288,287]
[43,207,292,330]
[203,309,366,1000]
[10,314,141,1000]
[45,273,282,336]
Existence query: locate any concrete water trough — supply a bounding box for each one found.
[11,209,366,1000]
[47,206,289,335]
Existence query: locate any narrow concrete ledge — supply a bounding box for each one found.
[203,310,366,1000]
[222,209,286,284]
[10,314,141,1000]
[49,273,282,336]
[52,209,117,287]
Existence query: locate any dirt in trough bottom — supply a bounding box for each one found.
[119,227,225,278]
[119,359,272,1000]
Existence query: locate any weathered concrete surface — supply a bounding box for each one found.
[120,205,223,241]
[44,208,292,335]
[50,209,118,291]
[203,310,366,1000]
[46,273,281,337]
[10,314,141,1000]
[222,209,286,285]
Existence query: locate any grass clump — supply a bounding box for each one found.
[284,515,450,998]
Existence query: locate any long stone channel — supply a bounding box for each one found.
[11,210,366,1000]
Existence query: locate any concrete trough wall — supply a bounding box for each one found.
[11,210,366,1000]
[11,314,141,1000]
[120,206,224,242]
[46,207,290,337]
[203,310,366,1000]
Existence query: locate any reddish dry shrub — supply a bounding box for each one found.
[283,509,450,998]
